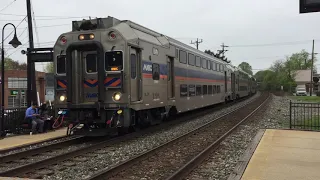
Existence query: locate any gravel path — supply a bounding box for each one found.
[43,93,261,180]
[186,94,290,180]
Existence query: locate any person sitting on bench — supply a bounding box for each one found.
[25,102,44,133]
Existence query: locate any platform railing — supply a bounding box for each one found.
[1,106,55,134]
[290,101,320,131]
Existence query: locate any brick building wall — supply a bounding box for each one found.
[0,70,46,109]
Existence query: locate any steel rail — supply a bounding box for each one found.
[166,93,270,180]
[83,93,266,180]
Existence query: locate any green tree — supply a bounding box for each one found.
[255,49,314,92]
[0,57,27,70]
[238,62,253,75]
[44,62,54,73]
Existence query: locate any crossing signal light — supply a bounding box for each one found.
[313,77,319,83]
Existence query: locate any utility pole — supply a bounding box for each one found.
[26,0,36,106]
[217,43,230,63]
[310,39,315,96]
[219,43,229,56]
[190,38,203,50]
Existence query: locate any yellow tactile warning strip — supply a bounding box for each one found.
[241,129,320,180]
[0,127,67,151]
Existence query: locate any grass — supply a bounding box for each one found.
[292,115,320,131]
[291,96,320,103]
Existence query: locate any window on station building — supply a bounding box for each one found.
[8,78,27,89]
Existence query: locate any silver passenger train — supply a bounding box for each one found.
[53,16,257,136]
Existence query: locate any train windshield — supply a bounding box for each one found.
[57,55,66,74]
[105,51,123,71]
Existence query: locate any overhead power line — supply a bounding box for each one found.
[0,16,89,22]
[228,40,316,48]
[0,12,88,19]
[0,0,17,12]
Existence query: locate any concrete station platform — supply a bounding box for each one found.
[0,127,68,152]
[228,129,320,180]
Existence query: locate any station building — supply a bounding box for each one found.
[0,70,46,109]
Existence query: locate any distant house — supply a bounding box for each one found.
[293,70,312,92]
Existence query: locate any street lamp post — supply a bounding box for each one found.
[1,23,22,137]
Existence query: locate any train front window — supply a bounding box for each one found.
[56,55,66,74]
[86,54,97,73]
[105,51,123,71]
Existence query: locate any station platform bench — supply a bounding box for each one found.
[0,127,68,152]
[228,129,320,180]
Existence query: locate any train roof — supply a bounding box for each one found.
[70,16,228,64]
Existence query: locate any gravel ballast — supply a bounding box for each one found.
[0,136,83,157]
[43,93,261,180]
[186,94,290,180]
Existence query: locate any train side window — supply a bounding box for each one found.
[217,86,221,93]
[220,64,223,72]
[201,58,207,69]
[86,54,97,73]
[130,54,136,79]
[179,50,187,64]
[152,63,160,80]
[188,84,195,96]
[175,49,179,58]
[216,63,220,71]
[180,84,188,97]
[208,60,211,70]
[208,85,213,95]
[188,53,195,66]
[203,85,208,95]
[195,56,201,67]
[213,85,216,94]
[56,55,66,74]
[196,85,202,96]
[212,62,216,71]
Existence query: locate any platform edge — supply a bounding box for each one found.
[227,128,266,180]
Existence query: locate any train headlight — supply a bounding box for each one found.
[112,92,122,101]
[59,95,66,102]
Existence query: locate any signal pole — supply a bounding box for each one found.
[191,38,203,50]
[26,0,36,106]
[310,39,315,96]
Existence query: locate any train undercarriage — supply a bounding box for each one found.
[66,106,177,136]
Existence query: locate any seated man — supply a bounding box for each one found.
[25,102,44,133]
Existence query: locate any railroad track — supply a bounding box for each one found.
[0,94,258,179]
[83,93,269,180]
[0,135,109,176]
[0,135,78,155]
